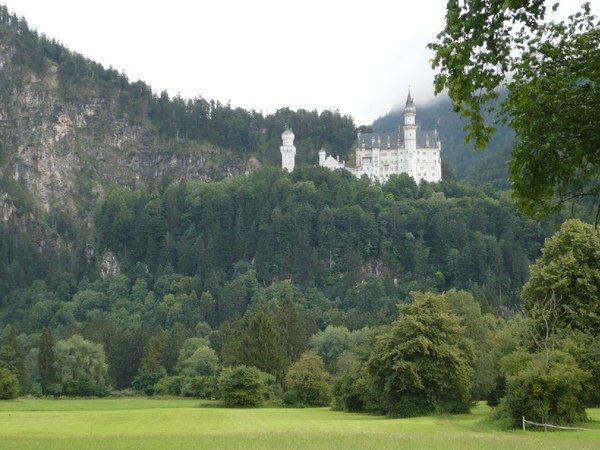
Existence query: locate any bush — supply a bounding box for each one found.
[132,367,167,396]
[332,369,370,412]
[154,376,184,396]
[499,350,589,426]
[182,375,217,399]
[110,389,136,397]
[0,368,19,399]
[284,352,331,406]
[218,365,267,407]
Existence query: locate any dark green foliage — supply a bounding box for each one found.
[430,1,600,218]
[38,327,57,395]
[153,375,184,396]
[132,327,169,395]
[499,350,589,427]
[221,299,289,380]
[522,219,600,336]
[0,325,25,391]
[218,365,268,408]
[181,375,217,399]
[366,292,474,417]
[284,352,331,407]
[330,341,377,413]
[132,368,166,396]
[444,290,500,400]
[89,168,541,309]
[0,367,19,399]
[332,371,367,412]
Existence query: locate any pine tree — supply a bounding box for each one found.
[38,327,57,395]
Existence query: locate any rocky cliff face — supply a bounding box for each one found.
[0,40,250,214]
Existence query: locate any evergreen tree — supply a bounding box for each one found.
[38,327,57,395]
[223,299,289,380]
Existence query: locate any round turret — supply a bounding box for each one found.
[280,127,297,172]
[282,128,295,147]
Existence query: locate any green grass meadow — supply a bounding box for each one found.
[0,398,598,449]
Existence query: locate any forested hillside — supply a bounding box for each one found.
[0,167,550,390]
[0,5,356,215]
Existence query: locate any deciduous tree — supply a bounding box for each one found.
[284,352,331,406]
[430,1,600,218]
[366,292,474,417]
[522,219,600,336]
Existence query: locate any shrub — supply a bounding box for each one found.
[182,375,216,399]
[154,376,184,396]
[218,365,267,407]
[499,350,589,426]
[132,367,167,396]
[284,352,331,406]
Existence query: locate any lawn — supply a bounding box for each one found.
[0,398,598,449]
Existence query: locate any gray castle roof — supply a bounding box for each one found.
[358,129,439,150]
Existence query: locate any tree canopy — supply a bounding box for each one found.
[430,1,600,218]
[366,292,474,417]
[522,219,600,336]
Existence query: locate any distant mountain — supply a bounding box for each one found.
[372,95,515,190]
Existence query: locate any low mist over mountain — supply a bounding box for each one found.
[372,96,515,190]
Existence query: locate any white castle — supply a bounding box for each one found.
[281,92,442,183]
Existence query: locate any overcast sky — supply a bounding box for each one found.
[2,0,598,125]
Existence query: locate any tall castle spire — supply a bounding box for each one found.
[403,89,416,151]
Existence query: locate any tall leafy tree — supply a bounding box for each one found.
[0,325,26,391]
[0,367,19,399]
[430,1,600,218]
[522,219,600,336]
[132,326,168,395]
[284,352,331,406]
[54,335,109,396]
[366,292,474,417]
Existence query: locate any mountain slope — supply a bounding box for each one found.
[0,6,356,217]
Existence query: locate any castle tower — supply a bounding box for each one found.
[280,128,296,172]
[318,148,326,166]
[403,90,416,152]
